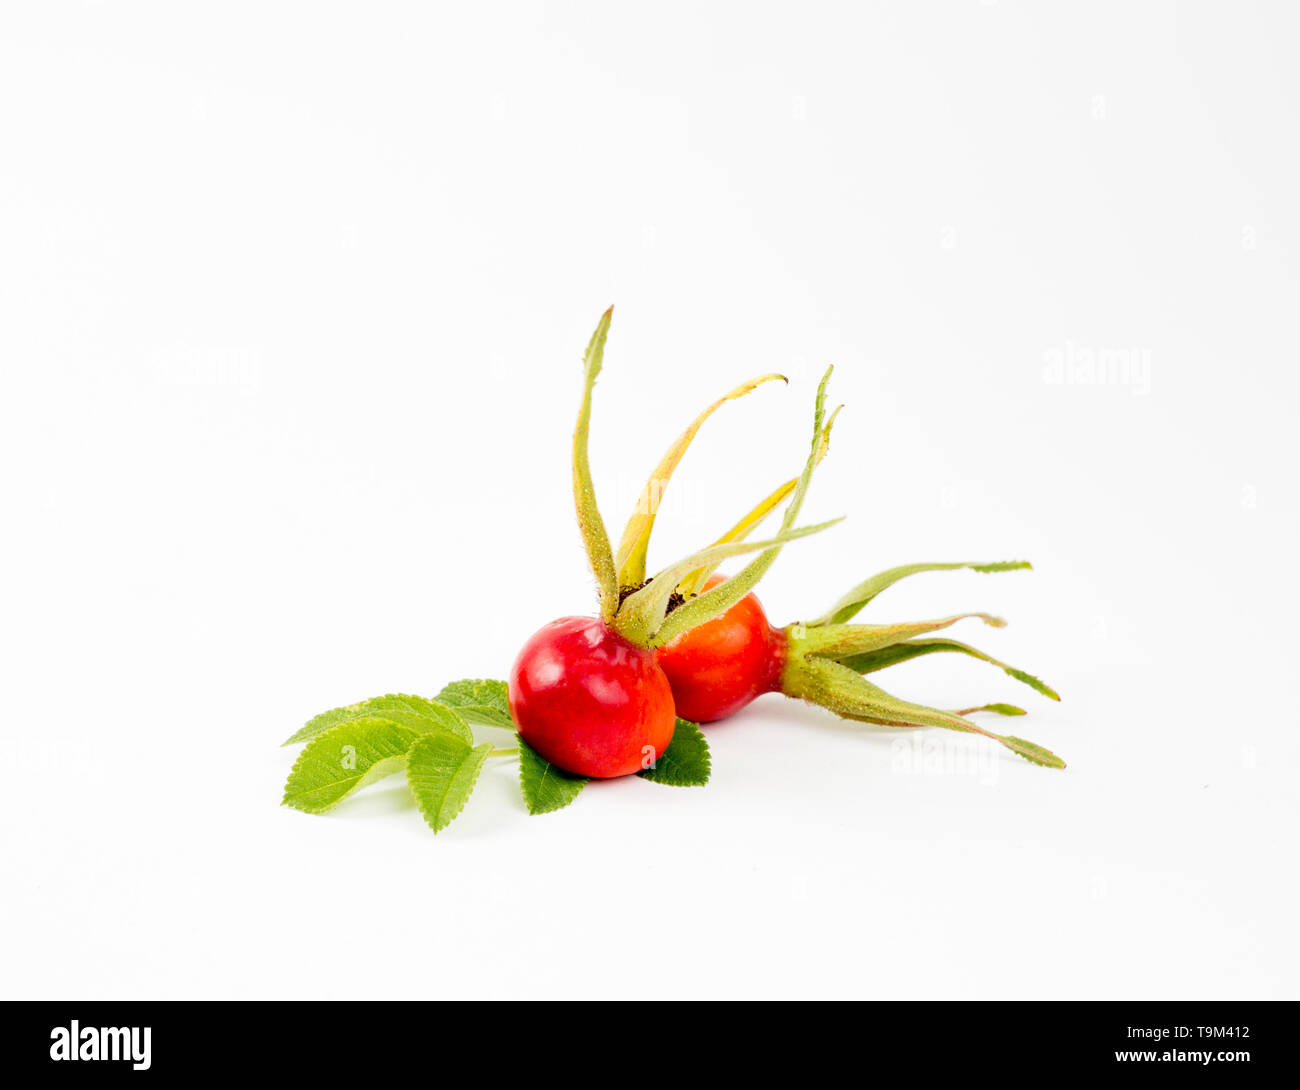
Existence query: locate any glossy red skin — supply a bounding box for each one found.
[656,576,786,723]
[508,616,677,778]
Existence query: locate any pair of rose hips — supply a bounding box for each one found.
[509,308,1064,779]
[510,577,780,778]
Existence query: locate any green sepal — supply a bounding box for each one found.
[678,404,841,597]
[812,560,1032,627]
[615,518,842,646]
[518,737,588,815]
[1001,737,1067,769]
[572,307,620,621]
[792,613,1005,659]
[783,656,1065,769]
[638,719,711,786]
[651,367,835,646]
[839,637,1060,702]
[615,373,786,587]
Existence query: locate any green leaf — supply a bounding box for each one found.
[638,719,711,786]
[572,306,620,622]
[839,637,1060,701]
[651,367,836,646]
[282,716,419,813]
[406,731,494,833]
[813,560,1032,627]
[433,679,514,729]
[954,703,1027,717]
[518,737,588,815]
[282,694,473,747]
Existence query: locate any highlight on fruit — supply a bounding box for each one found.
[279,307,1064,834]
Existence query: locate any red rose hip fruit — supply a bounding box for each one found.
[508,616,677,778]
[656,576,786,722]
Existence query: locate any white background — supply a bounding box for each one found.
[3,2,1297,1000]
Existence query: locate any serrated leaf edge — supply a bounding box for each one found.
[517,737,588,816]
[406,733,494,834]
[638,719,712,787]
[432,678,516,729]
[282,693,471,747]
[281,718,418,813]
